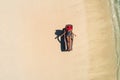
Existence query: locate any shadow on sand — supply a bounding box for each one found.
[55,28,67,52]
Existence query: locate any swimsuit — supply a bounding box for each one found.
[66,31,72,37]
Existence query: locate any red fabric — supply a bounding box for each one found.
[66,25,73,31]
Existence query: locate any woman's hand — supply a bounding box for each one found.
[73,33,76,37]
[55,36,59,39]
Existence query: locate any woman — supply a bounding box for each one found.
[60,24,76,51]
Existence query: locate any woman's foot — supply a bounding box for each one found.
[67,48,71,51]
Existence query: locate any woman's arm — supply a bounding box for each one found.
[72,32,76,37]
[60,31,66,37]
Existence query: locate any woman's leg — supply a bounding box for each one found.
[67,36,71,51]
[69,36,72,50]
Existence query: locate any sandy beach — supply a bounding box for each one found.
[0,0,116,80]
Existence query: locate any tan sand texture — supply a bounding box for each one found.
[0,0,116,80]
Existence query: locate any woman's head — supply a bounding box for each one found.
[65,24,73,31]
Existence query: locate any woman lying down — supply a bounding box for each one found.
[60,24,76,51]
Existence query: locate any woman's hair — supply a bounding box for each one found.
[65,24,73,31]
